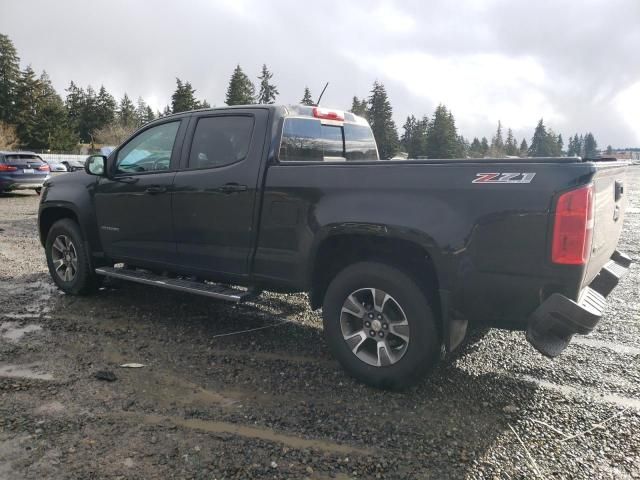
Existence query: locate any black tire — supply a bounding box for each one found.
[45,218,98,295]
[322,261,440,390]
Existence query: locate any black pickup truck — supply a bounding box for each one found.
[38,105,631,389]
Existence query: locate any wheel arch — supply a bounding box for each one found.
[309,231,444,332]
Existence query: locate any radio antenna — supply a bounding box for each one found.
[315,82,329,106]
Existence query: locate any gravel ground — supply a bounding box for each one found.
[0,167,639,479]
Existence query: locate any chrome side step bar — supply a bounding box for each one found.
[95,267,254,303]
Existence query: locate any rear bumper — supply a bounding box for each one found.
[526,250,632,357]
[0,176,48,191]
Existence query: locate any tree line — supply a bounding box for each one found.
[0,32,600,158]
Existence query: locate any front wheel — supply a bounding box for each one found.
[322,261,440,390]
[45,219,98,295]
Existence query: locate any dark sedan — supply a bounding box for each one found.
[0,151,50,194]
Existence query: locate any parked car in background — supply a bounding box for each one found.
[0,151,50,194]
[61,158,86,171]
[44,159,68,172]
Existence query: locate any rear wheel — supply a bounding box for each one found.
[322,261,440,390]
[45,219,98,295]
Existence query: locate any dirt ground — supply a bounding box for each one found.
[1,168,639,480]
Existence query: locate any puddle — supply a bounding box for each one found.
[0,322,42,341]
[115,412,373,455]
[0,363,53,380]
[1,313,41,320]
[572,337,640,356]
[34,401,66,416]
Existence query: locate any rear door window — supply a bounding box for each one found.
[187,115,254,169]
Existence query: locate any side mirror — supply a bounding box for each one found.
[85,155,107,176]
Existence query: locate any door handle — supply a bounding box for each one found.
[217,183,248,194]
[145,186,167,194]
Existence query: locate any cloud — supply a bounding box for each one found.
[346,51,560,134]
[0,0,638,146]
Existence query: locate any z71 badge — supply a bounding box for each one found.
[472,172,536,184]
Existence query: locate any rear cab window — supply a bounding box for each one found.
[279,115,379,162]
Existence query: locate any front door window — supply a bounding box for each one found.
[116,122,180,174]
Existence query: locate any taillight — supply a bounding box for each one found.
[313,107,344,121]
[38,164,50,171]
[551,184,594,265]
[0,164,17,172]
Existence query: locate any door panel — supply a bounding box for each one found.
[94,119,186,265]
[172,109,268,278]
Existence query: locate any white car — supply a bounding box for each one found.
[44,160,68,172]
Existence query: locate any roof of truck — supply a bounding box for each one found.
[158,104,369,124]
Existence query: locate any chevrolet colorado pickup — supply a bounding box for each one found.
[38,105,631,389]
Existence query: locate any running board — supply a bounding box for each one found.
[95,267,254,303]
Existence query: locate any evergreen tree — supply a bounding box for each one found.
[300,86,314,106]
[256,64,278,104]
[135,97,152,126]
[225,65,255,106]
[480,137,489,156]
[80,86,100,143]
[401,115,428,158]
[505,128,519,156]
[557,133,564,154]
[425,104,459,159]
[366,81,398,159]
[490,120,505,156]
[567,133,581,156]
[350,96,368,117]
[579,134,584,156]
[583,133,598,158]
[171,78,199,113]
[65,81,85,136]
[0,33,20,123]
[117,93,137,128]
[606,145,613,155]
[528,119,548,157]
[519,139,528,157]
[95,85,116,130]
[528,119,561,157]
[200,99,211,109]
[567,135,575,156]
[469,137,483,158]
[13,68,74,149]
[31,71,75,150]
[13,66,39,146]
[456,135,469,158]
[161,105,172,117]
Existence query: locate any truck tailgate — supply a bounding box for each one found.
[582,161,629,288]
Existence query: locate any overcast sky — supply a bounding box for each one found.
[1,0,639,147]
